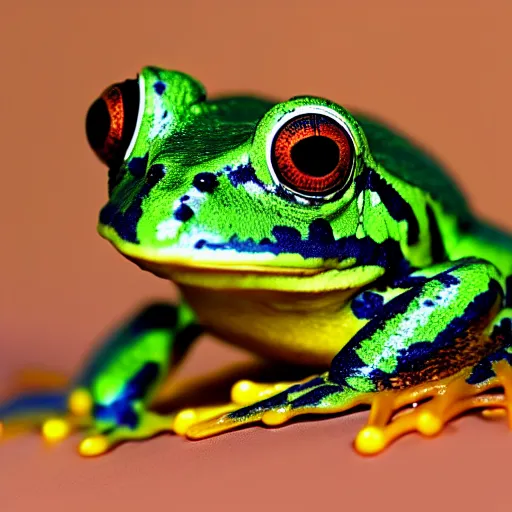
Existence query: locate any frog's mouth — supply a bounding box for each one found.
[122,250,385,294]
[98,224,388,293]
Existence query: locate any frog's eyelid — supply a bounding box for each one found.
[123,73,146,162]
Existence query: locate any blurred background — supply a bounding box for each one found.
[1,1,511,510]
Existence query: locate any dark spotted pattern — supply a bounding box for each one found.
[467,318,512,385]
[356,167,419,245]
[174,204,194,222]
[351,291,385,319]
[94,362,160,429]
[100,155,162,243]
[201,218,406,271]
[426,204,447,263]
[153,81,166,95]
[127,154,149,178]
[228,164,266,189]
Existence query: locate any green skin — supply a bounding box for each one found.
[3,66,512,451]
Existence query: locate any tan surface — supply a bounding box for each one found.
[1,1,511,510]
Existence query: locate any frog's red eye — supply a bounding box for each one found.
[270,112,354,197]
[86,79,139,166]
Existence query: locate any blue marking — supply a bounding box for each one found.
[200,218,404,270]
[153,81,166,95]
[100,153,153,243]
[174,204,194,222]
[181,195,190,202]
[290,384,341,408]
[228,390,291,419]
[0,392,67,420]
[351,291,385,319]
[356,167,420,245]
[94,362,160,429]
[225,376,342,419]
[228,164,266,189]
[127,154,149,178]
[467,317,512,385]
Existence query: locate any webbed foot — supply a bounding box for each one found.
[182,356,512,455]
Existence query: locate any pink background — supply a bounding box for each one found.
[1,1,511,510]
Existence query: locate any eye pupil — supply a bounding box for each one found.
[290,136,340,177]
[86,97,111,155]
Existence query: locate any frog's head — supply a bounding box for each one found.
[88,67,392,292]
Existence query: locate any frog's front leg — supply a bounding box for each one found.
[1,302,203,456]
[185,258,510,452]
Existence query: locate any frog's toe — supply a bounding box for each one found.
[42,416,79,442]
[173,404,240,436]
[186,374,370,439]
[230,378,307,405]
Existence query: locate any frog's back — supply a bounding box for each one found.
[354,112,473,224]
[354,112,512,277]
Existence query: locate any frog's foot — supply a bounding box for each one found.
[78,411,177,457]
[185,373,371,439]
[184,358,512,453]
[0,386,91,441]
[355,358,512,455]
[172,377,308,435]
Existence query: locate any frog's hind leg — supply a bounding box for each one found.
[185,373,372,439]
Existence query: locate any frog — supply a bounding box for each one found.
[2,66,512,457]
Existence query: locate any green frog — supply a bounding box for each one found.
[2,66,512,456]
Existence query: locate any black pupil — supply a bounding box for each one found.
[291,136,340,177]
[86,97,110,152]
